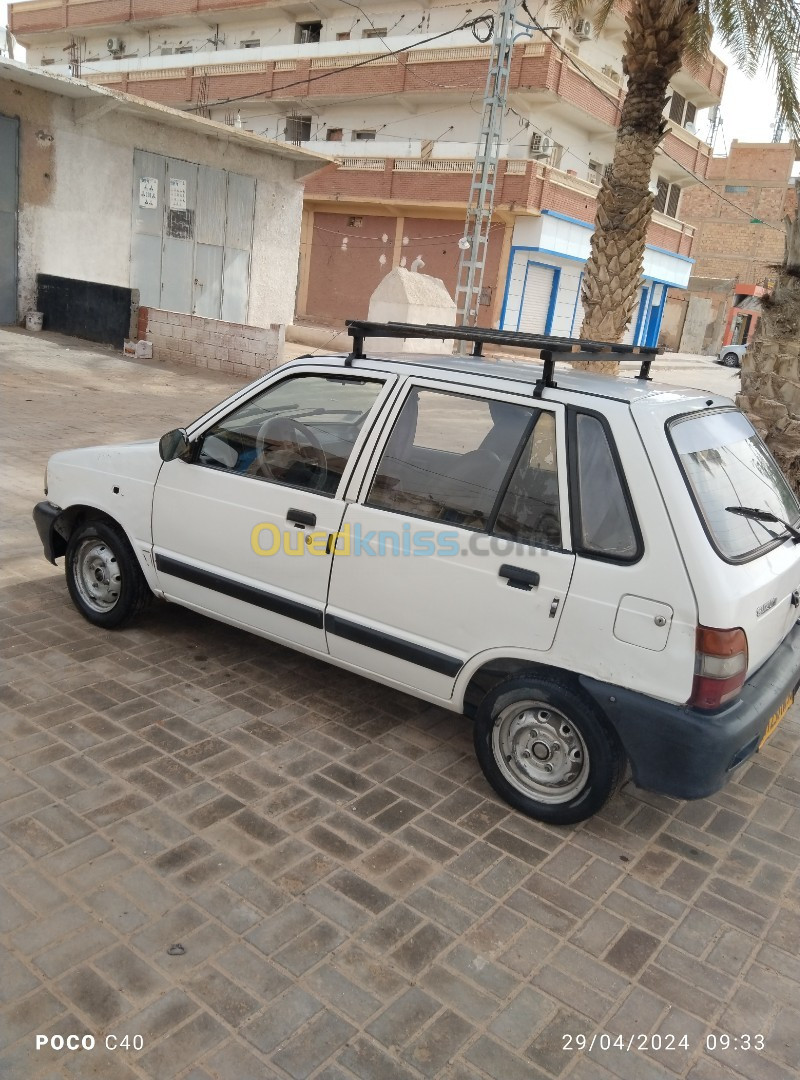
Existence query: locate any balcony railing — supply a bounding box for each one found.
[9,0,287,36]
[301,155,694,256]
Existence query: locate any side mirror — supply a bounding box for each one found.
[158,428,190,462]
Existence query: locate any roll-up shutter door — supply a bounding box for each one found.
[518,264,554,334]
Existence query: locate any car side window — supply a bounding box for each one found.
[367,387,533,530]
[573,412,639,559]
[493,411,562,548]
[195,374,383,496]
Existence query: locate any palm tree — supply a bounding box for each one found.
[552,0,800,344]
[737,181,800,494]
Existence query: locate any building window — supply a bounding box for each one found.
[353,130,376,140]
[725,185,749,194]
[668,90,698,130]
[295,22,322,44]
[240,39,260,48]
[653,175,681,218]
[326,128,344,141]
[666,184,681,218]
[668,90,686,123]
[40,57,55,65]
[285,115,312,143]
[336,32,351,41]
[588,159,604,185]
[362,28,388,38]
[160,47,173,55]
[175,45,193,54]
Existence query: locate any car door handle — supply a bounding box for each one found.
[499,564,540,591]
[287,508,316,528]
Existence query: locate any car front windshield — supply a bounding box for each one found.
[669,409,800,560]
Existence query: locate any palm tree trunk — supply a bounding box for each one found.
[737,182,800,496]
[576,0,694,367]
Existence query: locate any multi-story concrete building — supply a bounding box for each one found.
[10,0,727,343]
[661,140,798,353]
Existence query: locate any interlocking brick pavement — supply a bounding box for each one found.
[1,327,799,1080]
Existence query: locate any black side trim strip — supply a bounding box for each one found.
[326,614,462,677]
[155,553,324,629]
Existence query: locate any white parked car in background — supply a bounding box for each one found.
[33,322,800,825]
[718,343,748,367]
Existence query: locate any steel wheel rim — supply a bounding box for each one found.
[73,538,121,613]
[493,700,589,804]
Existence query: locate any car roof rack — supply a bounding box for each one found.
[345,320,659,397]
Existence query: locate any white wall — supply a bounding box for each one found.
[1,77,309,327]
[20,126,132,295]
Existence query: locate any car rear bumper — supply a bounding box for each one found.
[33,500,63,564]
[579,619,800,799]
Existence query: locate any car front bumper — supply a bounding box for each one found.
[33,500,64,564]
[579,618,800,800]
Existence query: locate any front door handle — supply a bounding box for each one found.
[499,564,540,591]
[287,508,316,528]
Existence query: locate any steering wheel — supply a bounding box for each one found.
[254,416,328,491]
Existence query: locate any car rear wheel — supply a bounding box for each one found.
[474,675,625,825]
[65,519,150,629]
[721,351,741,368]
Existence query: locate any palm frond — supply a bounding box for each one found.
[709,0,800,137]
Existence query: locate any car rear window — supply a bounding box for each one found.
[669,409,800,560]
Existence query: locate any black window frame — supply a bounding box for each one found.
[566,406,644,564]
[489,408,566,552]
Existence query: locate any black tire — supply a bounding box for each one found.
[474,675,625,825]
[721,351,740,368]
[65,519,150,629]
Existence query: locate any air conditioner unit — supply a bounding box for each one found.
[530,134,553,157]
[107,37,125,55]
[572,19,592,40]
[684,121,697,135]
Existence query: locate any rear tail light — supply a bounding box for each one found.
[689,625,748,710]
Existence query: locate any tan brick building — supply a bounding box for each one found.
[10,0,727,341]
[661,140,798,353]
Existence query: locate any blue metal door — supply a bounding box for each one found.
[0,114,19,324]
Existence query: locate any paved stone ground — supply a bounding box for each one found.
[1,327,798,1080]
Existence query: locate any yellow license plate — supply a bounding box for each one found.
[759,693,794,747]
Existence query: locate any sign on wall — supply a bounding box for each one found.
[139,176,158,209]
[169,177,187,211]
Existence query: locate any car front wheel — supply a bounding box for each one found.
[721,351,741,368]
[65,519,150,629]
[474,675,625,825]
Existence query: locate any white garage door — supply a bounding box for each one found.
[518,263,555,334]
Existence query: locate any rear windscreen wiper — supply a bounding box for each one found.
[726,506,800,543]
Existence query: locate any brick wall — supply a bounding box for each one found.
[681,142,796,286]
[137,308,282,380]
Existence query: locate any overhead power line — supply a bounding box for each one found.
[183,16,486,114]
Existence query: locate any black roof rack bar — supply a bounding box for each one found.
[345,320,658,382]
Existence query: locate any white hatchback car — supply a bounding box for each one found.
[34,322,800,825]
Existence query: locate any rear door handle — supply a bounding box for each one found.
[499,564,540,591]
[287,508,316,528]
